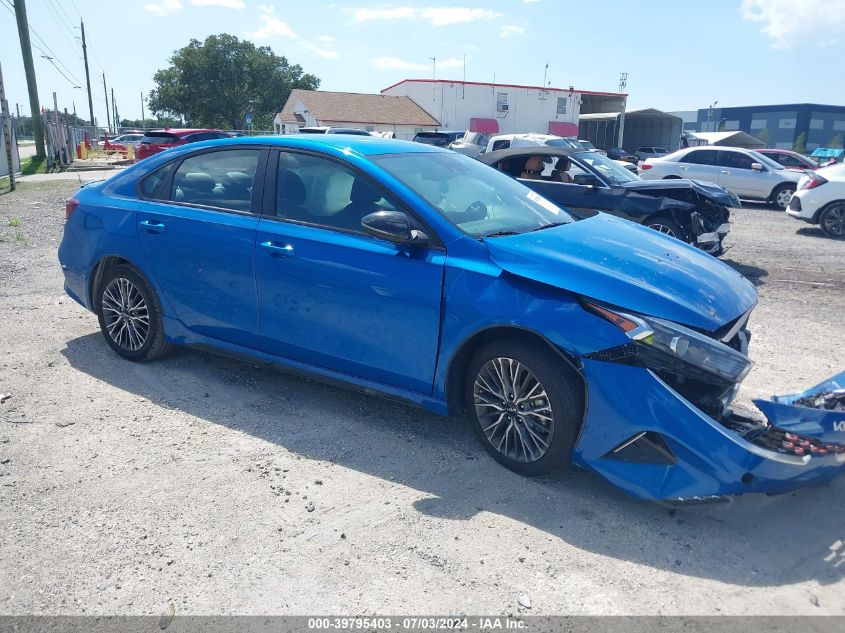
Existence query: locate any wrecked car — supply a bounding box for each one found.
[58,135,844,502]
[480,146,737,255]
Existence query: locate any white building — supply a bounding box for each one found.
[274,89,439,138]
[381,79,627,137]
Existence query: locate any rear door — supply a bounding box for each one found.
[675,148,721,184]
[137,147,266,348]
[254,149,446,394]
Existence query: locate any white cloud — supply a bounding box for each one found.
[144,0,182,16]
[499,24,525,38]
[306,43,340,59]
[741,0,845,49]
[250,14,297,39]
[317,34,336,43]
[257,3,274,12]
[371,56,463,70]
[350,6,501,26]
[190,0,245,7]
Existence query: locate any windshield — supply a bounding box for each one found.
[574,151,642,185]
[372,152,573,237]
[749,151,785,171]
[579,140,596,149]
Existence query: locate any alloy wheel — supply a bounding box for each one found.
[101,277,150,351]
[648,223,677,238]
[473,357,554,463]
[776,188,794,209]
[821,205,845,238]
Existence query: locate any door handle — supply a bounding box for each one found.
[260,241,295,257]
[139,220,166,233]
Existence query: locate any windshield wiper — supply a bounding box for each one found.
[483,229,523,238]
[528,222,569,233]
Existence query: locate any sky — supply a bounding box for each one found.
[1,0,844,125]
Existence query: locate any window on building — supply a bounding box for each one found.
[750,118,766,129]
[365,126,375,132]
[556,97,567,115]
[724,120,739,131]
[834,121,845,132]
[779,118,796,129]
[496,92,509,112]
[810,118,825,130]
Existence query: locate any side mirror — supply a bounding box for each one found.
[362,210,429,245]
[573,173,601,188]
[751,162,764,171]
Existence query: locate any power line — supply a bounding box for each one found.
[44,0,83,61]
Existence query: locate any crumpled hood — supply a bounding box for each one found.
[484,214,757,332]
[620,178,739,207]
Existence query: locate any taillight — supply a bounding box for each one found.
[800,174,827,190]
[640,163,652,170]
[65,197,80,219]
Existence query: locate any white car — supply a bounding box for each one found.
[486,133,637,172]
[787,163,845,238]
[640,146,804,210]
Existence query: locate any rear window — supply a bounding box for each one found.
[140,133,178,145]
[413,134,449,147]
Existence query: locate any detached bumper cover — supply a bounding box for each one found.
[573,360,845,501]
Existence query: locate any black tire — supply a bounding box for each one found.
[465,339,582,476]
[770,184,795,210]
[646,215,687,242]
[819,202,845,239]
[95,264,173,362]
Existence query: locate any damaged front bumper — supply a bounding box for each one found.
[572,360,845,501]
[695,222,731,254]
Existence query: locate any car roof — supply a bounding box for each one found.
[164,134,447,156]
[479,146,578,164]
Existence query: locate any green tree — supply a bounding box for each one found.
[755,128,769,146]
[793,131,807,154]
[148,34,319,130]
[120,117,182,129]
[828,133,843,149]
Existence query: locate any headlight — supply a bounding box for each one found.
[586,303,752,384]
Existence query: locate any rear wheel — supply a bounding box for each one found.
[819,203,845,239]
[96,264,173,361]
[465,340,581,476]
[770,184,795,210]
[646,215,687,242]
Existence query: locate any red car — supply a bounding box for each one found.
[135,128,231,161]
[756,148,817,171]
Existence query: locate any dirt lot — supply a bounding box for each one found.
[1,180,844,616]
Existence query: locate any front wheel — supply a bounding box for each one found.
[819,203,845,239]
[771,184,795,210]
[646,216,687,242]
[96,264,173,361]
[465,340,582,476]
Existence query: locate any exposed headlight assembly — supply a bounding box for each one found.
[586,303,752,384]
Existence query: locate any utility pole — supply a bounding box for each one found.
[80,21,95,128]
[1,63,17,189]
[102,73,111,132]
[13,0,46,159]
[140,92,146,129]
[111,88,117,131]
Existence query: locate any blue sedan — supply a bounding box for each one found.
[58,135,845,501]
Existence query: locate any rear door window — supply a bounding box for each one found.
[171,149,261,212]
[682,149,719,165]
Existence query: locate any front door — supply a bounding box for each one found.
[254,150,445,394]
[136,148,265,348]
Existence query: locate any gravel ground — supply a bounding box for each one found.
[0,181,843,616]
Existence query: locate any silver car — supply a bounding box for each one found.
[640,146,804,210]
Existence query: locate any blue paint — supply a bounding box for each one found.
[58,135,844,500]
